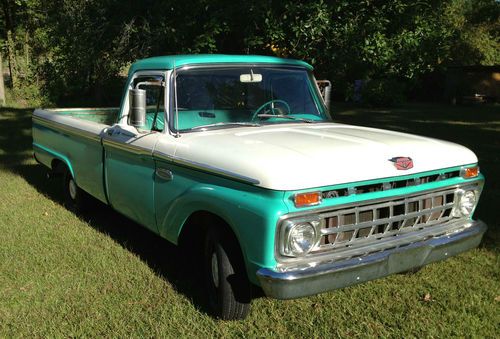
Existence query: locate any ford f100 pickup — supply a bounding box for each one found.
[32,55,487,320]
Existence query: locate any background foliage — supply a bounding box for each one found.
[0,0,498,106]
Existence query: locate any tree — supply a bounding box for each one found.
[0,0,497,105]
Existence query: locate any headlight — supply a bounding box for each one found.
[282,222,319,257]
[452,189,477,217]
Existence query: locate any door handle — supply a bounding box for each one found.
[156,168,173,181]
[103,127,116,136]
[103,125,138,138]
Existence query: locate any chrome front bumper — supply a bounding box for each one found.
[257,220,487,299]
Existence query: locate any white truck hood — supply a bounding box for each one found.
[168,123,477,191]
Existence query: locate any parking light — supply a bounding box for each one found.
[461,166,479,179]
[294,192,322,207]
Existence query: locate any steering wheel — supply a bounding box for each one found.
[251,99,291,121]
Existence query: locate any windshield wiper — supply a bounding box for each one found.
[256,114,315,123]
[190,122,261,131]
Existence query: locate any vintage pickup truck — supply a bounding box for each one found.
[32,55,487,320]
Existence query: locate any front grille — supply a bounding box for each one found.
[314,187,458,253]
[321,170,460,199]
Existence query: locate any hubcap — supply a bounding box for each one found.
[68,178,77,200]
[211,251,219,288]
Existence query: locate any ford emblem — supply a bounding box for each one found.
[389,157,414,170]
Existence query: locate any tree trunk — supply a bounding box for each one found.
[1,0,15,88]
[0,53,6,105]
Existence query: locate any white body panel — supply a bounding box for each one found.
[34,108,478,192]
[157,122,478,191]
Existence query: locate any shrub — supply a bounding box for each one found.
[361,78,406,107]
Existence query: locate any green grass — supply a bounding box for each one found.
[1,103,499,337]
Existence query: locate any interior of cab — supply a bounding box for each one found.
[171,66,325,131]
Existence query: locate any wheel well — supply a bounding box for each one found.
[50,159,66,176]
[178,211,247,273]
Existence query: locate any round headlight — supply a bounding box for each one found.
[286,223,318,256]
[453,190,477,217]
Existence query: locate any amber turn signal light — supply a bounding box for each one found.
[461,166,479,179]
[294,192,322,207]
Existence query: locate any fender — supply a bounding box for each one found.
[158,182,289,278]
[33,142,76,179]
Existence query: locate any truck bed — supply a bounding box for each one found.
[39,107,120,125]
[32,107,121,204]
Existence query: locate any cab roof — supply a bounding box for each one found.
[128,54,313,75]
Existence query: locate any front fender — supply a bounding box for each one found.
[158,181,288,282]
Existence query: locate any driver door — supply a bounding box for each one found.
[102,73,165,232]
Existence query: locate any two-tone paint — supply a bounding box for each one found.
[32,54,486,290]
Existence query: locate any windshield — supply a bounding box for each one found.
[170,66,328,132]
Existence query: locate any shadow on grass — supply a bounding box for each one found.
[0,106,34,166]
[0,106,212,314]
[13,161,214,315]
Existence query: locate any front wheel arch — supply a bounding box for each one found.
[177,211,252,319]
[178,211,247,271]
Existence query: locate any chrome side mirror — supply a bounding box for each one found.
[317,80,332,112]
[129,88,146,128]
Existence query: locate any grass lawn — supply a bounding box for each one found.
[0,102,498,337]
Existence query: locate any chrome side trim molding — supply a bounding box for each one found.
[102,138,152,156]
[32,115,101,142]
[154,151,260,185]
[40,107,119,113]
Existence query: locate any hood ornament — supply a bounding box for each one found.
[389,157,413,170]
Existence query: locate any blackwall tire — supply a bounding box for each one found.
[204,227,251,320]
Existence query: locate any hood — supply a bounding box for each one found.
[167,123,477,191]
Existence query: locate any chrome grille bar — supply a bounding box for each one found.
[315,187,458,252]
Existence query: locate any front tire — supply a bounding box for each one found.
[204,227,251,320]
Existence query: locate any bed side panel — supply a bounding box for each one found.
[32,109,109,203]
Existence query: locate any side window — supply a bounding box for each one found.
[132,75,165,132]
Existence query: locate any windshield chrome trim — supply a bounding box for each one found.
[189,121,261,131]
[167,64,327,135]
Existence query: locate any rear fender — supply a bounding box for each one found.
[33,142,75,179]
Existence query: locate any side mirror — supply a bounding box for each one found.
[129,88,146,128]
[317,80,332,112]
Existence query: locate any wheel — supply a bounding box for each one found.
[251,99,291,121]
[62,167,88,212]
[204,227,251,320]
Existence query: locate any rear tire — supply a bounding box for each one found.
[204,226,251,320]
[62,167,88,212]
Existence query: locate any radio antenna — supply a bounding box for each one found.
[173,60,180,138]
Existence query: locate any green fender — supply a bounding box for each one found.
[33,142,76,179]
[157,182,288,282]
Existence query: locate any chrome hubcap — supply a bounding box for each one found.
[211,252,219,288]
[69,179,77,200]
